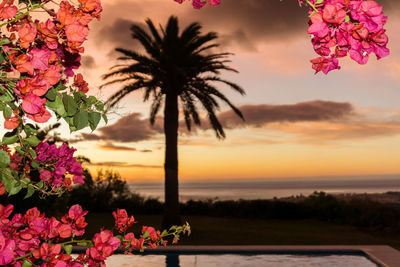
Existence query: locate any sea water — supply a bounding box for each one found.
[128,175,400,201]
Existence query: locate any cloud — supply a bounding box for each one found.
[95,18,146,51]
[85,161,162,168]
[98,142,137,151]
[81,55,96,69]
[204,100,355,130]
[98,142,153,152]
[96,0,309,52]
[80,113,163,142]
[270,121,400,143]
[77,100,355,143]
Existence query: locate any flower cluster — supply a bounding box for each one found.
[0,204,190,266]
[35,142,84,189]
[302,0,389,74]
[174,0,221,9]
[1,0,102,130]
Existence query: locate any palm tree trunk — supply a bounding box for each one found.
[162,92,182,228]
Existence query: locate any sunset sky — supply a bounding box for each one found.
[10,0,400,182]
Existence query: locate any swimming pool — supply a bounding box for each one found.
[105,253,379,267]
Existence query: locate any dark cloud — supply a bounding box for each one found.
[95,0,309,53]
[85,161,161,168]
[208,100,354,130]
[98,142,137,151]
[98,142,153,152]
[78,100,354,143]
[95,18,146,52]
[139,149,153,153]
[96,0,400,53]
[81,56,96,69]
[80,113,163,142]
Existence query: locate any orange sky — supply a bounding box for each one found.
[3,0,400,182]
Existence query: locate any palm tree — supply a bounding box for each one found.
[101,16,245,227]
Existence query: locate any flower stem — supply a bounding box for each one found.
[306,0,319,13]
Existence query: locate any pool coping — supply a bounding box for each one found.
[144,245,400,267]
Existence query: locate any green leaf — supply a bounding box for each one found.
[47,96,67,117]
[8,181,22,196]
[0,52,5,64]
[27,148,37,159]
[45,88,57,101]
[24,135,41,147]
[102,113,108,124]
[87,96,97,105]
[24,124,38,136]
[21,260,33,267]
[73,110,89,130]
[55,82,67,91]
[0,150,10,168]
[316,0,323,3]
[36,180,44,189]
[3,106,12,118]
[0,38,10,46]
[0,93,14,103]
[64,244,73,255]
[88,112,101,131]
[63,95,78,116]
[24,185,35,199]
[142,231,150,239]
[15,146,25,156]
[95,102,104,112]
[31,160,39,168]
[1,132,18,145]
[345,15,350,23]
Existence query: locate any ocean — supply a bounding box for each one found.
[128,175,400,202]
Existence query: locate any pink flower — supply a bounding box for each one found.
[30,48,51,71]
[22,94,46,114]
[112,209,136,233]
[192,0,206,9]
[208,0,220,6]
[322,4,346,24]
[65,23,89,43]
[0,5,17,19]
[0,232,15,265]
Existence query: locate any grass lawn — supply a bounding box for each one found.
[85,213,400,249]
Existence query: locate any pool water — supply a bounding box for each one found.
[104,254,379,267]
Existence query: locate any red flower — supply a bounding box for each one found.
[4,116,19,130]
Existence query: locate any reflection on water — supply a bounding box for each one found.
[104,254,378,267]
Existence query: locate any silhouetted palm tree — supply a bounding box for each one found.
[101,16,245,227]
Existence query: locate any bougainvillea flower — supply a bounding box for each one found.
[78,0,102,13]
[30,48,51,71]
[322,4,346,24]
[65,22,89,42]
[15,54,34,75]
[4,116,19,130]
[0,233,15,265]
[22,94,46,114]
[43,65,63,85]
[0,204,13,219]
[192,0,207,9]
[18,22,37,48]
[57,1,76,26]
[27,108,51,123]
[0,5,17,19]
[208,0,221,6]
[73,73,89,93]
[113,209,136,232]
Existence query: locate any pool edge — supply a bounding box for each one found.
[150,245,400,267]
